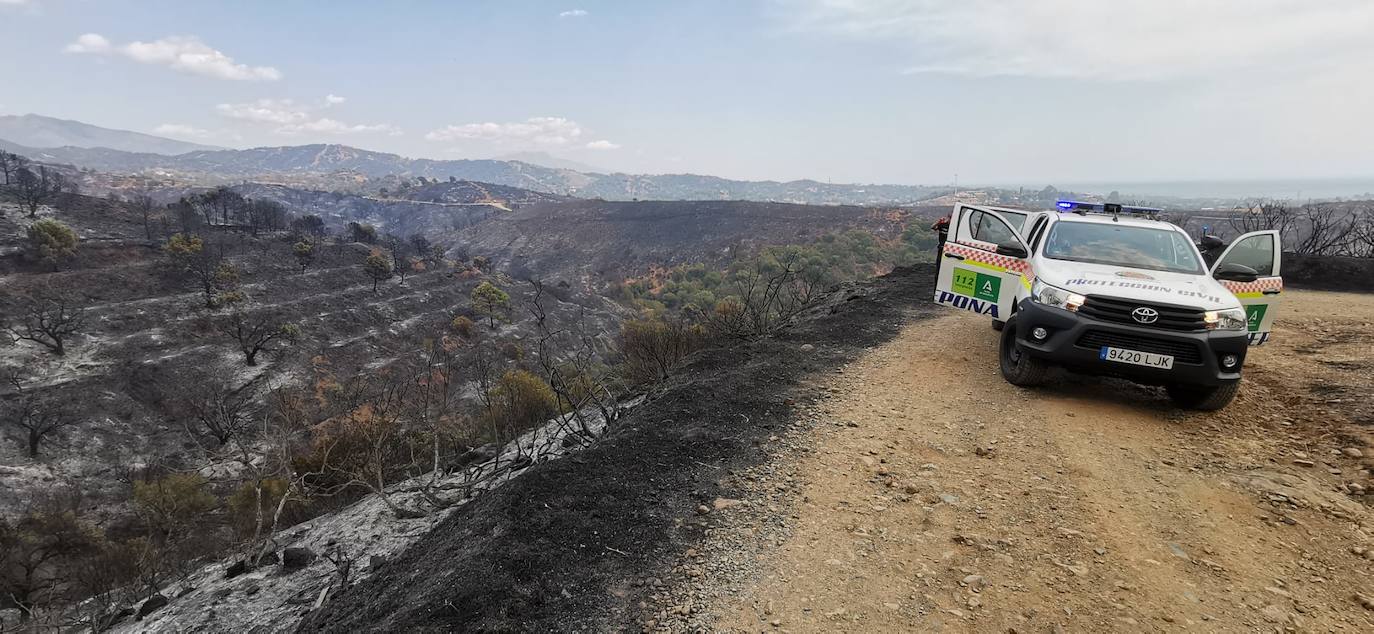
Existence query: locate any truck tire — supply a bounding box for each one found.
[1166,382,1239,411]
[999,317,1049,387]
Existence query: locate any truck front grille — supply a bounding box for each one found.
[1079,295,1207,332]
[1075,330,1205,365]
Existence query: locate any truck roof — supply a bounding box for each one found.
[1050,211,1179,231]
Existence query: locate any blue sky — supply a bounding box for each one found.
[1,0,1372,185]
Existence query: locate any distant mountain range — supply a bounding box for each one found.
[493,151,608,174]
[0,114,224,155]
[0,115,948,205]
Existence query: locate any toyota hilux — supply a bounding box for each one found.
[933,201,1283,410]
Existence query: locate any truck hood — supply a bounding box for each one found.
[1033,259,1239,310]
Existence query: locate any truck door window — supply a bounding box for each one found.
[971,210,1016,246]
[993,210,1028,234]
[1220,233,1275,276]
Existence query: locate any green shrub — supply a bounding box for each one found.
[619,317,708,384]
[471,280,510,327]
[132,473,217,537]
[227,478,308,538]
[292,240,315,272]
[482,370,558,441]
[363,251,393,291]
[26,218,79,270]
[450,315,476,339]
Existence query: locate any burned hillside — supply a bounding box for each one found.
[449,198,914,288]
[0,170,636,627]
[0,152,933,630]
[298,267,940,632]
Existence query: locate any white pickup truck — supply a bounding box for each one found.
[933,201,1282,410]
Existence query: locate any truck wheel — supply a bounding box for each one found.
[1166,382,1239,411]
[999,317,1048,387]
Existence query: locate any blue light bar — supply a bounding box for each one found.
[1055,200,1162,214]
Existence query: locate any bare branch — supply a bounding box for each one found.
[2,374,80,459]
[6,288,86,356]
[213,308,300,366]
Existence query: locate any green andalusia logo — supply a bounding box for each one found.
[952,267,1000,302]
[1245,304,1267,332]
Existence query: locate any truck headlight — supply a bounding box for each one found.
[1031,279,1086,312]
[1204,308,1247,331]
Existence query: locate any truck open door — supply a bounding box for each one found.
[1210,230,1282,346]
[933,204,1031,323]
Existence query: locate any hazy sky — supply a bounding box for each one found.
[1,0,1371,185]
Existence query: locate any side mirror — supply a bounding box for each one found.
[995,241,1028,259]
[1199,235,1225,252]
[1214,262,1258,283]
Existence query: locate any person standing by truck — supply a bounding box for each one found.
[931,213,950,274]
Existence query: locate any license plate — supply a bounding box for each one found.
[1099,346,1174,369]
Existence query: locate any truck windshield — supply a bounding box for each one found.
[1043,222,1204,274]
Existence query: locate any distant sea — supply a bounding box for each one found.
[1000,178,1374,201]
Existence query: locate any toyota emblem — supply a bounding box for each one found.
[1131,307,1159,324]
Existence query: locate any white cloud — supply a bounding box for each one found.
[153,123,216,139]
[64,33,281,81]
[324,94,347,106]
[425,116,585,147]
[64,33,109,53]
[216,99,307,124]
[216,98,399,136]
[0,0,34,6]
[778,0,1374,80]
[559,9,588,18]
[585,140,621,150]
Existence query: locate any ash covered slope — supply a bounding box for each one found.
[0,189,620,516]
[299,265,938,632]
[224,180,563,238]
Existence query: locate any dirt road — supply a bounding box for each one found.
[697,290,1374,632]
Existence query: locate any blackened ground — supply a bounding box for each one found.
[297,265,939,633]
